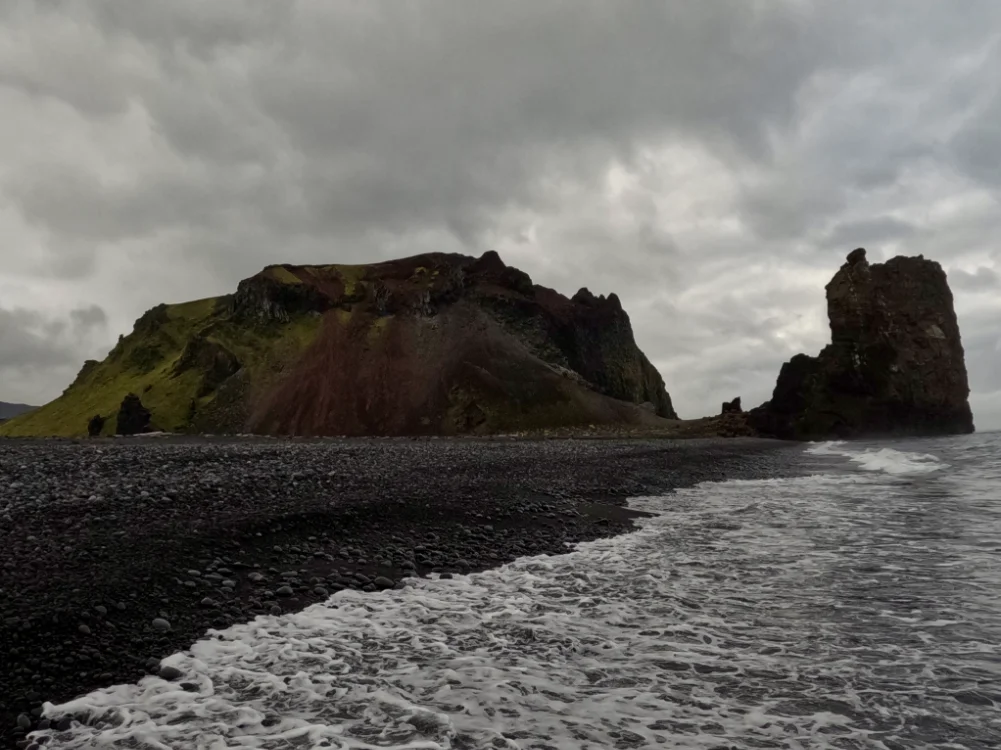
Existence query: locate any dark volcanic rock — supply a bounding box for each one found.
[158,665,183,681]
[173,335,242,398]
[563,287,676,418]
[750,248,974,439]
[116,394,154,436]
[231,272,335,322]
[87,415,106,437]
[720,397,742,415]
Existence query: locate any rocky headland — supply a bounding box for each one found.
[1,251,675,439]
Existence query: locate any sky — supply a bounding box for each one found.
[1,1,999,427]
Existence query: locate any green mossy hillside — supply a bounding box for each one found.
[0,296,322,438]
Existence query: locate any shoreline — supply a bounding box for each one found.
[0,436,800,747]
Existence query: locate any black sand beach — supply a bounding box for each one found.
[0,436,797,747]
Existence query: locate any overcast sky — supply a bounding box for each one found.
[1,1,999,427]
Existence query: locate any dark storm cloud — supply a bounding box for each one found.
[0,302,109,406]
[0,307,75,368]
[1,1,1000,425]
[0,303,107,395]
[2,1,833,252]
[69,304,108,330]
[11,166,216,243]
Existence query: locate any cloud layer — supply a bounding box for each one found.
[2,1,999,426]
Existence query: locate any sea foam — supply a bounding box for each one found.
[807,440,946,476]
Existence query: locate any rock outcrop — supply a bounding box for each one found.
[87,415,105,437]
[173,335,242,397]
[720,397,742,415]
[750,249,974,439]
[116,394,154,435]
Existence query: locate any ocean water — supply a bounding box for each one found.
[35,434,1001,750]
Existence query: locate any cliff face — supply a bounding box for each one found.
[1,251,676,437]
[750,248,974,439]
[236,251,676,436]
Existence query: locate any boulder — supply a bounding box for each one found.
[749,248,974,439]
[116,393,154,435]
[87,414,105,437]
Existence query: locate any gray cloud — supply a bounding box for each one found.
[0,304,109,405]
[948,42,1001,189]
[823,217,917,251]
[2,2,833,261]
[950,266,999,292]
[0,308,74,368]
[1,1,1000,426]
[69,304,108,331]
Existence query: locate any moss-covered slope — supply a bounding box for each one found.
[1,252,676,437]
[0,296,323,438]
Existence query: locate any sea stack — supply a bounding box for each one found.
[750,248,975,439]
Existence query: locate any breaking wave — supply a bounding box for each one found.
[807,440,947,476]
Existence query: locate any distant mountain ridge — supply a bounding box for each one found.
[0,251,676,437]
[0,402,35,422]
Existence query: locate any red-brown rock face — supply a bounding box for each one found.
[228,250,676,435]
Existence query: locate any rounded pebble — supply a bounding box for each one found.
[158,665,183,681]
